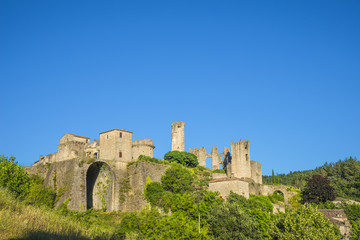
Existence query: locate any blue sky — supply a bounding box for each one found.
[1,0,359,175]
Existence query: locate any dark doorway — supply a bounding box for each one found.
[86,161,113,211]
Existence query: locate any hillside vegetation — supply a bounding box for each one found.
[0,154,350,239]
[263,157,360,201]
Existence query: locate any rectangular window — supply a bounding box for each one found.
[120,132,122,138]
[119,152,122,158]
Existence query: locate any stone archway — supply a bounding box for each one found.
[86,161,114,211]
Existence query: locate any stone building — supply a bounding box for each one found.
[35,129,155,166]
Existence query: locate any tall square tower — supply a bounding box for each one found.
[99,129,133,162]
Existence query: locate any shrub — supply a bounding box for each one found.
[138,155,169,165]
[24,175,56,208]
[163,151,199,168]
[270,203,341,239]
[161,164,194,194]
[0,155,30,197]
[208,201,262,239]
[145,182,165,206]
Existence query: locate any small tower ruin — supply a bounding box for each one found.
[171,122,185,151]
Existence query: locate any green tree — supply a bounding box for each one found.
[161,164,194,194]
[164,151,199,168]
[272,169,275,185]
[227,192,273,239]
[0,155,30,197]
[208,201,262,240]
[118,207,208,239]
[270,203,341,240]
[301,175,336,204]
[145,182,165,206]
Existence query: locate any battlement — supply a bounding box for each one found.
[132,139,154,148]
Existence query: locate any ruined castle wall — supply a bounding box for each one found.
[211,147,222,170]
[27,159,86,211]
[189,147,207,167]
[250,160,262,184]
[57,142,86,161]
[171,122,184,152]
[132,139,155,160]
[124,161,169,211]
[60,134,89,144]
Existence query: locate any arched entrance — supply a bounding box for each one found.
[86,161,114,211]
[270,190,285,202]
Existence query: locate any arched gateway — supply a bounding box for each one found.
[86,161,114,211]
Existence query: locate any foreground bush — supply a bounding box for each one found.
[270,203,341,239]
[118,208,209,239]
[0,155,30,197]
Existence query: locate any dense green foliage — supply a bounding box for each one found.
[24,175,56,208]
[127,155,170,167]
[226,193,273,239]
[270,204,341,239]
[263,157,360,201]
[208,201,262,240]
[301,174,335,204]
[118,208,208,239]
[164,151,199,168]
[0,155,56,208]
[0,154,348,239]
[0,155,31,197]
[161,164,195,194]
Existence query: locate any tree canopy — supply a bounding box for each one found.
[301,174,335,204]
[163,151,199,168]
[270,204,341,240]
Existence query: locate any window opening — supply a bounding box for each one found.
[120,132,122,138]
[119,152,122,158]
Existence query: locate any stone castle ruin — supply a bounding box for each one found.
[28,122,295,212]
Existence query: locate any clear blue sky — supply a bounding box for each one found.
[1,0,359,175]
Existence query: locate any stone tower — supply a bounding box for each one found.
[171,122,185,151]
[99,129,133,162]
[230,140,251,179]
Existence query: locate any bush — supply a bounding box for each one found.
[270,203,342,239]
[208,201,262,239]
[0,155,31,197]
[138,155,169,165]
[24,175,56,208]
[145,182,165,206]
[164,151,199,168]
[161,164,195,194]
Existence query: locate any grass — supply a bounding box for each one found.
[0,187,125,240]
